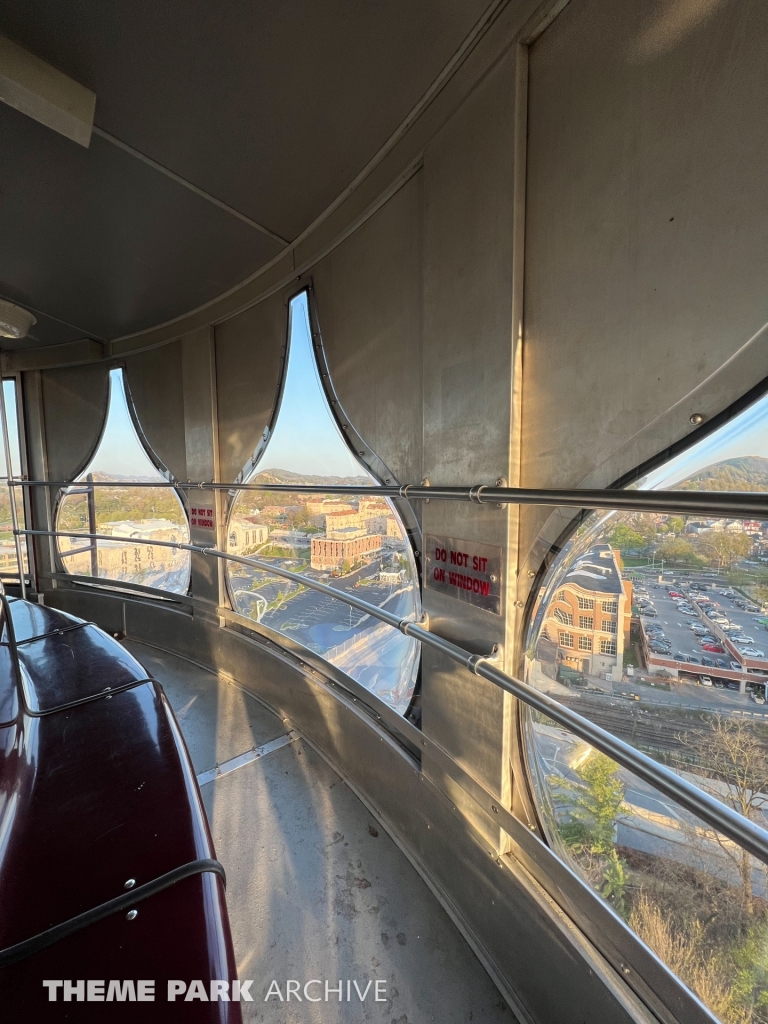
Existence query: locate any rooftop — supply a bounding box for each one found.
[563,545,623,596]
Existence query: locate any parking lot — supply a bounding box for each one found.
[632,569,768,696]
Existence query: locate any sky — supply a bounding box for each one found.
[89,369,161,478]
[252,290,368,480]
[640,391,768,490]
[84,291,369,482]
[0,380,23,477]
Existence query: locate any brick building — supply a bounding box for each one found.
[310,532,382,570]
[541,545,632,678]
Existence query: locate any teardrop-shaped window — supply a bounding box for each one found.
[56,368,190,594]
[523,390,768,1021]
[0,378,29,580]
[226,290,420,715]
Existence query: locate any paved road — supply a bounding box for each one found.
[532,723,768,896]
[227,556,420,710]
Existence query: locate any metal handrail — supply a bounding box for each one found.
[4,477,768,518]
[18,525,768,869]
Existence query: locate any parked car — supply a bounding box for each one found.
[739,648,765,658]
[730,660,743,670]
[699,676,713,686]
[715,658,728,668]
[673,652,689,662]
[702,644,726,653]
[701,656,715,667]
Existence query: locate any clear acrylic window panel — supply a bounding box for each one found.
[0,379,29,579]
[55,369,190,594]
[523,390,768,1022]
[226,291,420,716]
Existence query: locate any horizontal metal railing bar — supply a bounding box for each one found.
[19,525,768,869]
[4,478,768,517]
[40,570,195,605]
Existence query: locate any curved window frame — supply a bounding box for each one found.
[52,365,192,599]
[222,281,423,723]
[519,373,768,660]
[517,379,768,1023]
[229,282,422,557]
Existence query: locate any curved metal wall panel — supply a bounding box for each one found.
[123,340,187,482]
[521,0,768,560]
[311,171,423,488]
[214,289,285,485]
[41,363,110,481]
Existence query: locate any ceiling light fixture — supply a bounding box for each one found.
[0,299,36,339]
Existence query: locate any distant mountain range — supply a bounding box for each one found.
[84,472,161,484]
[79,469,373,488]
[250,468,371,487]
[679,456,768,492]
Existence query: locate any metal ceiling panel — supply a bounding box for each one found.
[0,103,282,344]
[0,0,490,240]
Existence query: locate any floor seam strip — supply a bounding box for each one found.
[196,730,298,786]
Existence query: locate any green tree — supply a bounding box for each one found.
[559,751,629,915]
[655,537,705,568]
[287,506,310,529]
[607,524,646,552]
[560,751,626,855]
[696,531,752,569]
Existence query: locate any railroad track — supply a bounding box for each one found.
[557,694,768,756]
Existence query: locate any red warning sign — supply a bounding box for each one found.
[190,506,214,529]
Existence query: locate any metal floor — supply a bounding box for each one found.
[125,641,516,1024]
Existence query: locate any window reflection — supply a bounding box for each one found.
[524,391,768,1022]
[226,291,420,715]
[55,368,190,594]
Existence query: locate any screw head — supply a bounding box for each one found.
[124,878,136,889]
[126,909,138,921]
[527,569,536,578]
[689,412,705,425]
[491,804,499,814]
